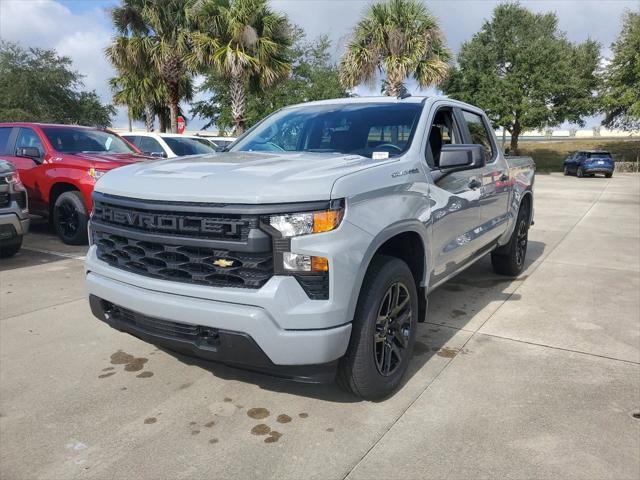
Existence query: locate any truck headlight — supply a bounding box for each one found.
[268,201,344,238]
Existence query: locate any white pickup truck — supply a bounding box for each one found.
[85,96,534,399]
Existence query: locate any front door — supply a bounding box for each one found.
[426,106,484,285]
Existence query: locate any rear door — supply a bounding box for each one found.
[426,105,484,284]
[459,109,511,244]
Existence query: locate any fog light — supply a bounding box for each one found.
[283,252,328,272]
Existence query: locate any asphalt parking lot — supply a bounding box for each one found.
[1,173,639,480]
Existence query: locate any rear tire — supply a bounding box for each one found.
[605,172,613,178]
[563,165,570,176]
[491,204,530,277]
[0,236,22,258]
[53,191,88,245]
[337,255,418,400]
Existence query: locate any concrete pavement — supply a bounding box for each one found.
[1,174,638,479]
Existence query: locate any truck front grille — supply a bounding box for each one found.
[94,231,273,289]
[0,192,8,208]
[92,200,256,241]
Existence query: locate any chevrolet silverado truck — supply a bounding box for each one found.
[85,97,534,400]
[0,123,150,245]
[0,160,29,258]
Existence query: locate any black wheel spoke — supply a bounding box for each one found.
[374,281,412,377]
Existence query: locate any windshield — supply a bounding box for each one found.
[231,103,422,158]
[164,137,216,156]
[588,152,612,158]
[42,127,135,154]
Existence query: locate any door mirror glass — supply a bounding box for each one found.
[439,144,486,170]
[16,146,41,161]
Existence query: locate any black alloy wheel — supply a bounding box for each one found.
[374,282,412,376]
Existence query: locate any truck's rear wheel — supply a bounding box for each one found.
[491,204,530,276]
[53,191,88,245]
[338,255,417,400]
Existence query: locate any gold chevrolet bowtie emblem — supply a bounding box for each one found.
[212,258,234,268]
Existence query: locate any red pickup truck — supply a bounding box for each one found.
[0,123,150,244]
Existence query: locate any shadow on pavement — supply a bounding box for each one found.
[155,239,547,403]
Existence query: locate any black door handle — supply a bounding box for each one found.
[500,173,509,182]
[468,179,481,190]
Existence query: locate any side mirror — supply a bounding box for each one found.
[439,144,486,170]
[16,147,41,162]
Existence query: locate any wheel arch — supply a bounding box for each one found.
[347,221,429,324]
[49,182,80,218]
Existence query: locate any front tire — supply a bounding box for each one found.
[0,236,23,258]
[338,255,418,400]
[605,172,613,178]
[577,167,584,178]
[53,191,88,245]
[491,204,530,277]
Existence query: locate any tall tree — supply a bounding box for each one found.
[189,0,292,134]
[340,0,450,96]
[600,9,640,131]
[0,41,114,126]
[192,30,349,132]
[108,0,194,133]
[443,3,600,152]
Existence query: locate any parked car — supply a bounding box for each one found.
[0,123,151,245]
[196,135,237,151]
[563,150,614,178]
[0,160,29,258]
[121,132,218,157]
[85,96,534,400]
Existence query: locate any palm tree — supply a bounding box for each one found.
[188,0,292,134]
[340,0,450,96]
[108,0,193,133]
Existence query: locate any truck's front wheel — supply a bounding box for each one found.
[338,255,418,400]
[53,191,88,245]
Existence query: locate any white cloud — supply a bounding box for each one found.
[0,0,129,126]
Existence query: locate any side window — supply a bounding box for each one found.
[0,127,12,155]
[139,137,164,155]
[426,108,461,168]
[461,111,494,163]
[123,136,140,147]
[16,128,44,156]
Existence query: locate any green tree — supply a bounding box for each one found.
[192,30,349,132]
[188,0,293,134]
[0,41,114,126]
[109,0,194,133]
[601,9,640,131]
[340,0,450,96]
[443,3,600,152]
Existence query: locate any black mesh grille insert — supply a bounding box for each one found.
[0,193,8,208]
[95,230,273,289]
[294,274,329,300]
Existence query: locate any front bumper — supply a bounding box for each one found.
[0,211,29,242]
[85,266,352,381]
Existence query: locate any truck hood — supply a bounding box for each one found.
[69,152,151,168]
[95,151,389,203]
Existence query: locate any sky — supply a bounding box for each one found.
[0,0,637,131]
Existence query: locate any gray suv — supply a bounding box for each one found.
[0,160,29,258]
[85,97,534,399]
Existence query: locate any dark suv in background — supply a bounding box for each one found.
[564,150,615,178]
[0,160,29,258]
